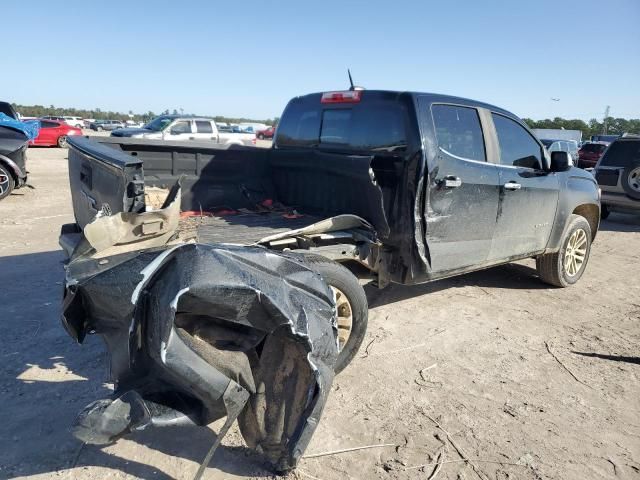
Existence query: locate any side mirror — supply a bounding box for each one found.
[550,151,571,172]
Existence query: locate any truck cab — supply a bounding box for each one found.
[274,90,599,282]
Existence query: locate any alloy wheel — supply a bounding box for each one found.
[564,228,588,277]
[330,286,353,351]
[0,174,9,195]
[628,167,640,192]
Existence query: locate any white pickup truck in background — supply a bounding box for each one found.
[111,114,255,146]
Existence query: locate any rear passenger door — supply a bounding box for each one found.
[192,120,217,141]
[488,113,559,260]
[421,101,500,273]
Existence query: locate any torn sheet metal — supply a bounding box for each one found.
[83,182,181,256]
[62,243,338,472]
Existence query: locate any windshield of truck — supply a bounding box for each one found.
[599,140,640,168]
[276,95,408,153]
[143,116,174,131]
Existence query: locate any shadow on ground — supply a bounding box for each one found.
[571,352,640,365]
[365,261,545,308]
[599,212,640,232]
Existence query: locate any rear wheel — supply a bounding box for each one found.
[621,163,640,200]
[0,164,14,200]
[258,134,264,140]
[57,135,68,148]
[302,255,368,373]
[536,214,592,287]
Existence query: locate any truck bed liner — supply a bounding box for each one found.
[179,212,322,245]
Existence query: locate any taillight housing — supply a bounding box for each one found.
[321,90,362,104]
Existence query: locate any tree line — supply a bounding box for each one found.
[11,104,278,126]
[523,116,640,138]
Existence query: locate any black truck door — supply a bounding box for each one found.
[420,101,500,272]
[488,113,559,260]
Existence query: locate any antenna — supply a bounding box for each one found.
[347,69,364,91]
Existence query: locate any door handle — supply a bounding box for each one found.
[189,137,195,140]
[441,175,462,189]
[504,181,522,190]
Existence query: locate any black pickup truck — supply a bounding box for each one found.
[59,89,600,473]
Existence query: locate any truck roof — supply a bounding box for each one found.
[292,90,517,119]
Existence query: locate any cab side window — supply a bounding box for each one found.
[431,104,486,161]
[171,121,192,135]
[196,121,213,134]
[492,113,543,169]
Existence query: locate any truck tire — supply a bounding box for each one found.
[302,254,368,374]
[0,164,14,201]
[536,214,592,287]
[621,163,640,200]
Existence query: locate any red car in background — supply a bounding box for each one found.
[256,126,276,140]
[30,119,82,148]
[577,142,608,169]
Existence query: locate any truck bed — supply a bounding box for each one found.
[179,211,321,245]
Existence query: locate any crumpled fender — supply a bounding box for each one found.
[62,243,339,472]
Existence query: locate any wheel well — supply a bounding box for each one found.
[573,204,599,240]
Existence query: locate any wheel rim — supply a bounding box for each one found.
[0,173,9,195]
[628,167,640,192]
[564,228,588,277]
[59,136,67,147]
[330,286,353,351]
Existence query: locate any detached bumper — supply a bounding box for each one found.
[61,243,339,472]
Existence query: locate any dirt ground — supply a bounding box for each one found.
[1,143,639,480]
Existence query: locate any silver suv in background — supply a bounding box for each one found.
[111,115,255,146]
[89,120,125,131]
[594,135,640,218]
[541,139,579,165]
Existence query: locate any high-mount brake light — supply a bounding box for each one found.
[321,91,362,104]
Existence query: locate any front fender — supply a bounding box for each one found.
[545,168,600,252]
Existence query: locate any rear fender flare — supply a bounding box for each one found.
[0,154,25,185]
[545,173,600,252]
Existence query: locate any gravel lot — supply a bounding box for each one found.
[1,143,639,480]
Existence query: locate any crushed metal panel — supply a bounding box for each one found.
[62,243,338,473]
[83,183,181,255]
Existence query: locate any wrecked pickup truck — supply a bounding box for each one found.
[59,89,600,474]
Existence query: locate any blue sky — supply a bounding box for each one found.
[2,0,638,121]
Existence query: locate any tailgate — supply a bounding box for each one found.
[67,136,145,228]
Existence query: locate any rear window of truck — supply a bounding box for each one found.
[599,140,640,168]
[276,97,408,152]
[582,143,606,153]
